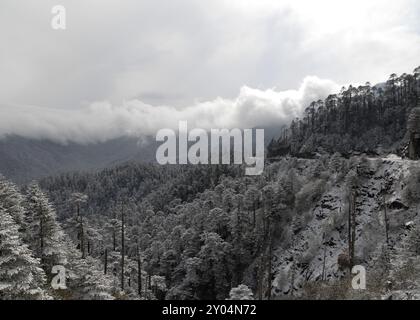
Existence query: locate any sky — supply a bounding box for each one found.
[1,0,420,143]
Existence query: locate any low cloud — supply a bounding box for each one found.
[0,76,339,144]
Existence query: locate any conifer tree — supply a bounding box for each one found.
[24,183,67,273]
[0,177,26,227]
[0,206,49,300]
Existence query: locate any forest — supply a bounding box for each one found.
[268,67,420,158]
[1,67,420,300]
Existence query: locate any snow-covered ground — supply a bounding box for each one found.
[271,156,420,298]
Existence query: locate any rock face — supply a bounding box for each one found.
[271,156,420,299]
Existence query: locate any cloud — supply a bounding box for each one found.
[0,76,339,144]
[0,0,419,110]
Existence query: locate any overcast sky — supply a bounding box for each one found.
[1,0,420,143]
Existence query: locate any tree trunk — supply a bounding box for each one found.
[383,195,389,245]
[39,205,44,264]
[79,204,85,259]
[258,259,263,300]
[290,257,295,298]
[348,194,352,261]
[347,192,357,269]
[137,244,142,297]
[350,192,356,267]
[104,248,108,275]
[253,203,256,228]
[148,274,151,290]
[121,203,125,291]
[113,210,117,251]
[267,230,273,300]
[321,233,327,281]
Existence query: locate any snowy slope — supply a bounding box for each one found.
[271,156,420,299]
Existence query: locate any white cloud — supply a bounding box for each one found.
[0,0,419,110]
[0,76,339,144]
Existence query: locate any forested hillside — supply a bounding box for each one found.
[0,178,118,299]
[268,67,420,157]
[33,154,420,300]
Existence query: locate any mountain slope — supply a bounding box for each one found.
[35,150,420,300]
[272,155,420,299]
[268,69,420,158]
[0,136,156,184]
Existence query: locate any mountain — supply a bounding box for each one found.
[268,69,420,158]
[0,136,156,184]
[33,68,420,300]
[2,69,420,300]
[0,126,280,184]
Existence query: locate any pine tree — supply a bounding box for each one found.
[198,232,232,299]
[57,234,116,300]
[228,284,254,300]
[24,183,67,274]
[70,193,89,259]
[71,256,115,300]
[0,177,26,227]
[0,206,49,300]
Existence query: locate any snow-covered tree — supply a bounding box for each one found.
[0,177,26,227]
[198,232,232,299]
[70,256,115,300]
[70,192,89,258]
[0,206,49,300]
[24,183,68,273]
[228,284,254,300]
[52,234,117,300]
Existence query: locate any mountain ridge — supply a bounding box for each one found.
[0,135,157,184]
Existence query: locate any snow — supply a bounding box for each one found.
[271,156,420,298]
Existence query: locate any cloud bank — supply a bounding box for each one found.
[0,76,338,144]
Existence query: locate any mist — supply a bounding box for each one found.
[0,76,339,144]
